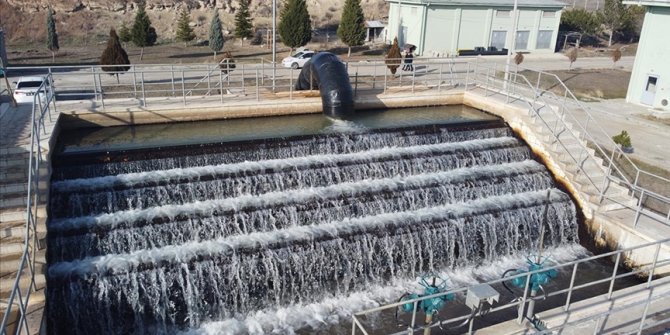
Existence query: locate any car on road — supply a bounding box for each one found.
[13,76,50,104]
[282,50,315,69]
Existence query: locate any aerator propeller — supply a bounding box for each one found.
[395,275,454,330]
[502,256,558,300]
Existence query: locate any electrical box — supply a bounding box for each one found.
[465,284,500,310]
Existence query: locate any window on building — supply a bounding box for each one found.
[496,10,510,18]
[536,30,553,49]
[515,31,530,50]
[542,11,556,18]
[646,76,658,93]
[491,31,507,50]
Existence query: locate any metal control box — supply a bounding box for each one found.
[465,284,500,309]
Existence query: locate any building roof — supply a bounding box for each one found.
[366,21,386,28]
[623,0,670,7]
[387,0,565,8]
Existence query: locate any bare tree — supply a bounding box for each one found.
[611,48,622,69]
[514,52,524,72]
[566,47,578,70]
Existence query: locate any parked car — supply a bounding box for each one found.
[13,76,50,104]
[282,50,315,69]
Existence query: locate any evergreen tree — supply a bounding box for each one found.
[176,8,195,43]
[46,6,59,62]
[118,23,131,44]
[385,37,401,75]
[234,0,254,43]
[131,2,157,60]
[100,28,131,83]
[278,0,312,52]
[209,10,225,58]
[337,0,366,57]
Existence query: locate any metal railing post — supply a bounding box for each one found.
[91,66,98,101]
[438,62,443,92]
[647,243,661,288]
[372,62,377,89]
[181,70,186,106]
[354,72,359,97]
[241,64,246,94]
[171,65,175,96]
[411,69,415,93]
[465,62,470,90]
[98,73,105,110]
[132,68,137,98]
[517,273,532,324]
[220,70,224,103]
[141,71,146,107]
[409,300,418,334]
[607,253,622,299]
[634,190,645,227]
[256,69,260,101]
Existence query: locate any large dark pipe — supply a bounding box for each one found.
[294,52,354,118]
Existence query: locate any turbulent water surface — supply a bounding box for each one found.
[47,107,581,335]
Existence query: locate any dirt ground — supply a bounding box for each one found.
[519,69,631,101]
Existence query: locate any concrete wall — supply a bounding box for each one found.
[387,3,562,56]
[626,6,670,112]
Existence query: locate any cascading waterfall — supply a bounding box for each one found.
[47,122,579,335]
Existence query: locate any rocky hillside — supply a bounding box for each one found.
[0,0,389,44]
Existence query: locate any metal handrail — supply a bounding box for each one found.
[517,67,670,192]
[467,62,670,224]
[352,237,670,335]
[0,74,56,335]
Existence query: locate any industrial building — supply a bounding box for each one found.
[385,0,565,56]
[624,0,670,111]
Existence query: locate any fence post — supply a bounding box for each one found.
[256,69,260,101]
[141,71,146,107]
[241,64,246,94]
[220,70,224,103]
[290,67,293,100]
[607,253,622,299]
[372,62,377,89]
[438,62,443,92]
[634,190,645,227]
[98,73,105,110]
[207,65,212,95]
[171,65,175,96]
[516,273,532,324]
[411,68,415,93]
[564,262,579,311]
[181,70,186,106]
[132,68,137,98]
[91,66,98,101]
[354,72,358,97]
[465,62,470,90]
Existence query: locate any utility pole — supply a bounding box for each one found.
[503,0,519,90]
[272,0,277,92]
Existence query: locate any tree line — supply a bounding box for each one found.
[47,0,368,71]
[560,0,645,47]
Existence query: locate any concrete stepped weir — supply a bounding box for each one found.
[2,59,669,334]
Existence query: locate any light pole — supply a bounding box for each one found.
[272,0,277,92]
[503,0,519,91]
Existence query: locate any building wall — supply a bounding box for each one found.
[626,6,670,111]
[387,3,562,57]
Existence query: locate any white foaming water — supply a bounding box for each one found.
[52,137,520,193]
[182,244,588,335]
[322,118,369,133]
[48,189,570,278]
[49,160,544,232]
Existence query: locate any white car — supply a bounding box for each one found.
[282,50,315,69]
[13,76,50,104]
